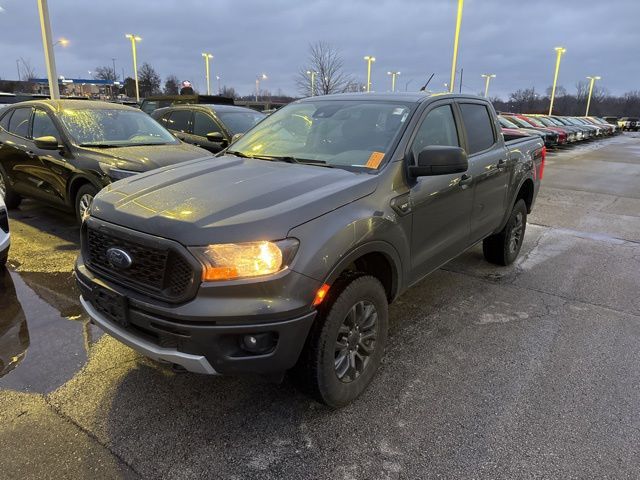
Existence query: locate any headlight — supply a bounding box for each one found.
[99,162,140,180]
[190,238,299,281]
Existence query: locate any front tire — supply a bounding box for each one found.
[293,275,389,408]
[75,184,98,224]
[483,199,528,266]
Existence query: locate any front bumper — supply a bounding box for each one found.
[76,260,318,375]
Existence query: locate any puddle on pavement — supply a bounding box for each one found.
[0,268,102,393]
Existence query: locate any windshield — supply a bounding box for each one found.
[498,116,519,128]
[535,117,555,127]
[60,108,178,147]
[524,116,545,127]
[227,100,413,170]
[215,109,266,134]
[506,116,534,128]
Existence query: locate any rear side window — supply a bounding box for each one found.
[193,112,222,137]
[0,110,11,131]
[459,103,495,154]
[32,109,59,139]
[8,107,32,138]
[411,104,459,161]
[166,110,191,133]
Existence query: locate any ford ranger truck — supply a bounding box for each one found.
[75,93,545,407]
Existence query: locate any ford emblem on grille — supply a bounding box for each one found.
[106,247,133,269]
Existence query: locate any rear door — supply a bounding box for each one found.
[0,106,39,197]
[457,101,510,242]
[407,101,473,283]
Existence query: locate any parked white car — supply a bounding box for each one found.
[0,197,10,266]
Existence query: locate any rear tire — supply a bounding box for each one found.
[0,168,22,209]
[292,275,389,408]
[74,184,98,223]
[0,248,8,268]
[483,199,527,266]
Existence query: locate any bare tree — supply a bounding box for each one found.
[137,62,161,97]
[93,66,117,81]
[18,58,36,81]
[164,74,180,95]
[296,41,352,96]
[220,85,239,99]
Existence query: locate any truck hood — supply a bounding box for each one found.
[80,143,211,171]
[91,155,378,245]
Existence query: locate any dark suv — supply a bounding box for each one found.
[152,104,265,153]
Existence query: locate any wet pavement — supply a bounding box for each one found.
[1,134,639,479]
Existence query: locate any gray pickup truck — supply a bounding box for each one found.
[75,93,545,407]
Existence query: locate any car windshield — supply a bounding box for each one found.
[227,100,413,170]
[507,116,534,128]
[499,116,519,128]
[214,109,266,134]
[524,116,545,127]
[535,117,555,127]
[59,108,178,147]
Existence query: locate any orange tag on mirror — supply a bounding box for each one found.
[366,151,385,168]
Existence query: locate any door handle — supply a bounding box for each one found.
[459,173,473,188]
[27,151,37,158]
[497,158,507,168]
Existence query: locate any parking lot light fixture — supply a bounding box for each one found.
[125,34,142,102]
[585,75,601,116]
[364,56,375,92]
[306,70,317,96]
[202,53,213,95]
[449,0,464,93]
[548,46,566,115]
[53,37,69,47]
[387,71,400,92]
[255,73,267,102]
[481,73,496,98]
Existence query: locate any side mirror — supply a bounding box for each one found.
[409,145,468,177]
[206,131,226,144]
[34,135,60,150]
[230,133,244,144]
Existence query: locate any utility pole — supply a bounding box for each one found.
[548,46,566,115]
[112,58,117,80]
[37,0,60,99]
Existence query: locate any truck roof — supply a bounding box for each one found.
[297,92,488,104]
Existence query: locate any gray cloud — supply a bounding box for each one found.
[0,0,638,98]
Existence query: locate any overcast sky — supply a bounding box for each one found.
[1,0,638,99]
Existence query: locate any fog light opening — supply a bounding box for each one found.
[240,332,278,355]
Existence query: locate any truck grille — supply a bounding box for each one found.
[84,221,198,302]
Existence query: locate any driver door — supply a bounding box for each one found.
[408,102,473,283]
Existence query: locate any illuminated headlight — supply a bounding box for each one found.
[99,162,140,180]
[190,239,299,281]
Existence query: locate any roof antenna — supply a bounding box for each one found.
[419,73,435,92]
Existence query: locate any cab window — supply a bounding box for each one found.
[8,107,32,138]
[411,104,459,161]
[193,112,222,137]
[459,103,496,154]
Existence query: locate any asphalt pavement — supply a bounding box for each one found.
[1,133,639,479]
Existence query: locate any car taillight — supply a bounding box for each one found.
[539,146,546,180]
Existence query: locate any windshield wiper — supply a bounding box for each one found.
[80,143,122,148]
[261,156,333,167]
[225,150,253,158]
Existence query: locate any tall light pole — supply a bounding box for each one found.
[481,74,496,98]
[37,0,60,99]
[202,52,213,95]
[125,33,141,102]
[548,46,566,115]
[387,71,400,92]
[306,70,317,96]
[216,75,221,94]
[364,56,376,92]
[255,73,267,102]
[585,75,601,116]
[449,0,464,93]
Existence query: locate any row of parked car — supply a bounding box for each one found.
[498,113,619,148]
